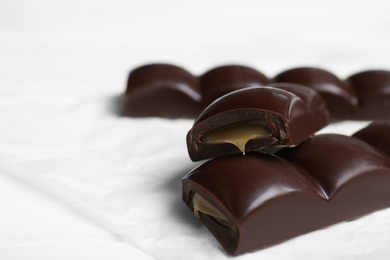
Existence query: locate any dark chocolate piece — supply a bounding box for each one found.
[122,64,202,118]
[274,67,390,121]
[123,64,269,118]
[352,120,390,156]
[274,67,358,120]
[182,122,390,256]
[199,65,270,106]
[186,83,329,161]
[123,64,390,120]
[347,70,390,120]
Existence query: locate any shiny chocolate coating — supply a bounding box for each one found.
[199,65,270,106]
[274,67,358,120]
[123,64,269,118]
[347,70,390,120]
[123,64,390,121]
[353,120,390,156]
[274,67,390,121]
[182,121,390,256]
[122,64,201,118]
[187,84,329,161]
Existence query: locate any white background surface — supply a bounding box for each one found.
[1,1,390,259]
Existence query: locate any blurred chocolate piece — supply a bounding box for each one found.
[187,84,329,161]
[123,64,269,118]
[199,65,270,106]
[182,122,390,256]
[122,64,201,118]
[347,70,390,120]
[274,67,390,121]
[123,64,390,120]
[353,120,390,156]
[274,67,358,120]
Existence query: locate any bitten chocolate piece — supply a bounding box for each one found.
[182,122,390,256]
[122,64,202,118]
[186,84,329,161]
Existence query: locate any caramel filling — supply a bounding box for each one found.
[201,121,271,155]
[192,193,230,227]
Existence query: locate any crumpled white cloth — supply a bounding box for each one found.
[0,93,389,260]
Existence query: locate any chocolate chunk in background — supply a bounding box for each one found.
[122,64,270,118]
[123,63,390,121]
[352,120,390,156]
[347,70,390,120]
[274,67,358,120]
[122,64,202,118]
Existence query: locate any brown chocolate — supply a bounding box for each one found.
[352,120,390,156]
[122,64,269,118]
[274,67,358,120]
[182,121,390,256]
[122,64,201,118]
[347,70,390,120]
[186,83,329,161]
[123,64,390,121]
[274,67,390,121]
[199,65,270,106]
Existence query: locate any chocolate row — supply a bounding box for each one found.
[182,120,390,256]
[186,84,330,161]
[123,63,390,120]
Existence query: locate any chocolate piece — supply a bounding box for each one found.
[352,120,390,156]
[274,67,390,121]
[346,70,390,120]
[182,122,390,256]
[122,64,202,118]
[123,64,269,118]
[186,83,329,161]
[199,65,270,106]
[123,64,390,120]
[274,67,358,120]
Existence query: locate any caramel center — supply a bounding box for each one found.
[192,193,230,227]
[201,121,271,155]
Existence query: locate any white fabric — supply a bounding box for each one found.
[1,1,390,259]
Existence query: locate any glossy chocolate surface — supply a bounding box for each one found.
[274,67,358,119]
[187,84,329,161]
[182,122,390,256]
[199,65,270,106]
[123,64,269,118]
[353,120,390,156]
[346,70,390,120]
[123,64,390,121]
[275,67,390,121]
[122,64,201,118]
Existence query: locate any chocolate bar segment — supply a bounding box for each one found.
[274,67,390,121]
[182,122,390,256]
[274,67,358,120]
[186,84,329,161]
[346,70,390,120]
[123,64,269,118]
[199,65,270,106]
[352,120,390,156]
[122,64,201,118]
[123,64,390,120]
